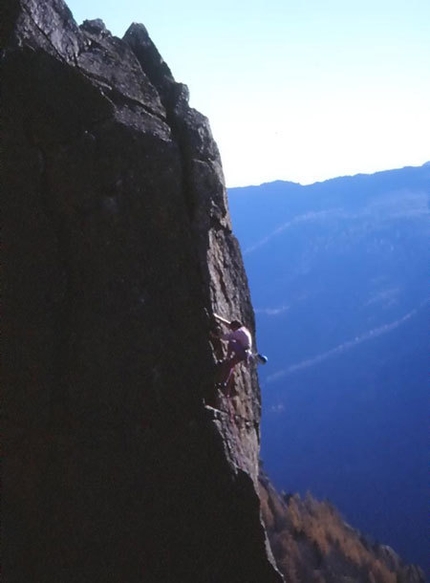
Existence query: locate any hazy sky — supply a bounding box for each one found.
[66,0,429,187]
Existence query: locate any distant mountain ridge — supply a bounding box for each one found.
[230,163,429,248]
[228,163,430,576]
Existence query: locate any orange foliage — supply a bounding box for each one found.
[259,473,425,583]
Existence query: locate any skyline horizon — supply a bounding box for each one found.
[227,159,430,189]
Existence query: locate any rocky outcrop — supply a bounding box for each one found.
[259,474,426,583]
[3,1,280,581]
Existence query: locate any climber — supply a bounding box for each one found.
[211,315,253,393]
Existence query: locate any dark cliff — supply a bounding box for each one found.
[3,1,280,581]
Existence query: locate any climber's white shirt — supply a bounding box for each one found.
[221,326,252,350]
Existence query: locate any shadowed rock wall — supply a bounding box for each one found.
[3,1,281,581]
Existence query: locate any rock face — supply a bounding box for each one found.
[3,1,280,581]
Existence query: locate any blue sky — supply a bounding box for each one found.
[66,0,429,187]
